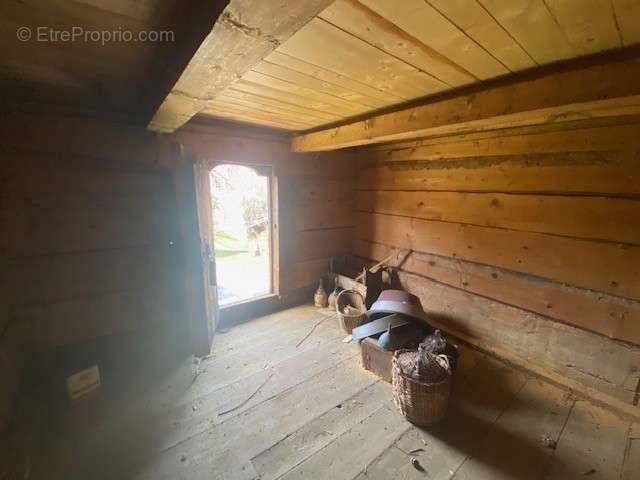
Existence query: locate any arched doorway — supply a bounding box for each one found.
[210,164,272,306]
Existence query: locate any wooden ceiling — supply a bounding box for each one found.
[194,0,640,131]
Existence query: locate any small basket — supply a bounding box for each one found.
[392,349,452,426]
[336,289,365,334]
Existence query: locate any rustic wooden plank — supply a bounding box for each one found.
[252,381,391,480]
[8,279,177,347]
[356,190,640,245]
[356,212,640,300]
[0,204,175,258]
[427,0,536,72]
[209,305,326,351]
[357,0,509,80]
[129,356,377,478]
[622,423,640,479]
[357,153,640,196]
[543,0,621,55]
[265,51,403,106]
[252,59,389,109]
[0,112,160,167]
[356,240,640,345]
[209,96,326,126]
[278,402,410,480]
[192,316,343,396]
[285,259,329,291]
[365,122,640,162]
[201,104,312,131]
[149,0,335,132]
[276,18,445,100]
[478,0,575,64]
[293,227,353,262]
[221,88,340,122]
[398,270,640,405]
[4,246,176,307]
[319,0,475,87]
[453,378,574,479]
[294,200,354,231]
[546,400,629,479]
[217,79,352,120]
[292,54,640,151]
[151,335,360,452]
[613,0,640,46]
[242,70,370,116]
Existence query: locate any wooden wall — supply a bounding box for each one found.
[0,111,183,431]
[174,119,355,298]
[352,119,640,409]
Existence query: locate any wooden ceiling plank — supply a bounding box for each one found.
[149,0,335,133]
[213,94,331,126]
[200,113,304,130]
[241,70,370,115]
[231,79,352,118]
[543,0,621,55]
[206,108,314,130]
[223,88,341,122]
[611,0,640,46]
[201,105,311,130]
[291,54,640,151]
[319,0,475,87]
[358,0,509,80]
[477,0,576,64]
[266,51,404,106]
[253,60,387,109]
[427,0,537,72]
[276,18,447,100]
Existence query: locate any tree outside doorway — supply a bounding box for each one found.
[210,164,272,306]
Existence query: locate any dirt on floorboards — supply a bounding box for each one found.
[1,304,638,479]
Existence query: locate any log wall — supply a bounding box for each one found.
[352,120,640,409]
[0,111,184,430]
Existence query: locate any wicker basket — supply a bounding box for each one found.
[392,349,452,427]
[336,289,365,334]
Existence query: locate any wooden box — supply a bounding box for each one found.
[360,337,393,383]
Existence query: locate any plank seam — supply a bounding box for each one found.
[269,51,407,102]
[355,209,640,248]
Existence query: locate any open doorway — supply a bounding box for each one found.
[210,164,272,306]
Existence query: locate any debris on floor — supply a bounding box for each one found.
[410,457,424,472]
[541,434,557,450]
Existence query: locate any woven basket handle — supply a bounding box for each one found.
[335,289,365,314]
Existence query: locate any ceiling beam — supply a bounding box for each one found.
[291,51,640,152]
[148,0,335,133]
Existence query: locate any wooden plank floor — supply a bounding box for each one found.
[2,304,639,479]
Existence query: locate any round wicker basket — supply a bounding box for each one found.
[336,289,365,334]
[392,349,452,427]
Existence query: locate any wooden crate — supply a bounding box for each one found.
[360,337,393,383]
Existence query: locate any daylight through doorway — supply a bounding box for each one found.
[210,164,272,306]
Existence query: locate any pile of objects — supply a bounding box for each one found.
[348,289,458,427]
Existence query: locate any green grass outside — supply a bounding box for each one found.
[214,230,247,258]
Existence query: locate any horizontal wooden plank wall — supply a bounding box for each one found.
[174,119,355,297]
[0,111,183,431]
[352,120,640,408]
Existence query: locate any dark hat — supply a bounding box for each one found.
[365,289,430,324]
